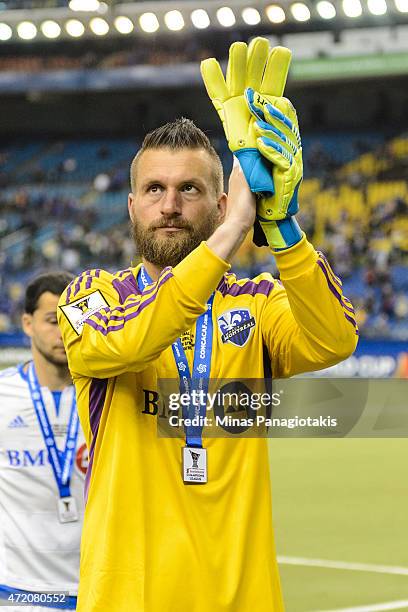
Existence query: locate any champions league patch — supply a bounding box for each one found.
[217,309,256,347]
[59,290,109,335]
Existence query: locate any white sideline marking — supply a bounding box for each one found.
[278,555,408,576]
[315,599,408,612]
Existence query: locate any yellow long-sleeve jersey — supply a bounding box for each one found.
[58,236,358,612]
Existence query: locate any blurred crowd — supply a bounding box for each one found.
[0,42,214,74]
[0,223,135,332]
[0,135,407,339]
[0,186,133,332]
[302,137,408,339]
[319,208,408,339]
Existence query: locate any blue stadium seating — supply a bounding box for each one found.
[0,134,406,341]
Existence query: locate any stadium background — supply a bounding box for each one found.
[0,0,407,609]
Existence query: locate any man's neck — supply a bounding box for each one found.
[141,259,162,283]
[29,347,72,391]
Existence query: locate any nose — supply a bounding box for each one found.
[160,188,181,216]
[55,326,63,342]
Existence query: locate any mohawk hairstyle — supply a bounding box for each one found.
[130,118,223,196]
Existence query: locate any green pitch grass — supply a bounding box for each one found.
[269,439,408,611]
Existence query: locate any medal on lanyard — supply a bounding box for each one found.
[27,362,79,523]
[138,266,213,484]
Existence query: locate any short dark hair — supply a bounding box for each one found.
[24,271,74,314]
[130,118,224,196]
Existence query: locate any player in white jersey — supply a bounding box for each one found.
[0,272,86,610]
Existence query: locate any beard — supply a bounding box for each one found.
[33,338,68,368]
[131,210,221,269]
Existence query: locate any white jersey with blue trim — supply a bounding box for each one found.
[0,364,86,596]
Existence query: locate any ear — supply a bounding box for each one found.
[217,192,228,223]
[128,192,135,222]
[21,313,33,339]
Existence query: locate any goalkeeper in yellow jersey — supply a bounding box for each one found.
[58,38,358,612]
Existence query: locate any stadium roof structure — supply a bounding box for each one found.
[0,0,407,42]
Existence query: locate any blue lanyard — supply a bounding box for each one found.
[27,362,79,499]
[137,266,213,448]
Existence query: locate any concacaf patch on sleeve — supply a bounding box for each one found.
[59,290,109,335]
[217,308,256,347]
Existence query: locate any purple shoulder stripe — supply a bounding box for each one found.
[117,268,132,278]
[217,276,274,298]
[65,278,76,303]
[73,272,86,298]
[318,251,343,286]
[217,277,228,295]
[85,378,108,504]
[91,302,139,325]
[83,270,92,291]
[112,273,140,304]
[318,261,356,317]
[66,269,101,302]
[317,253,343,291]
[85,269,101,290]
[316,260,358,332]
[85,269,173,335]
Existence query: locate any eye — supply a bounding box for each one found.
[181,184,199,194]
[147,184,163,194]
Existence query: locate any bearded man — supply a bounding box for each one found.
[58,114,357,612]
